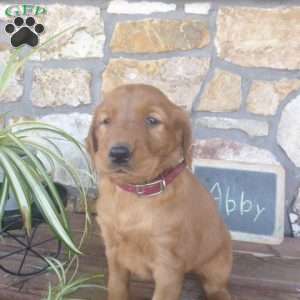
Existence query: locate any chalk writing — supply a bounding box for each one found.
[194,162,283,242]
[210,182,266,223]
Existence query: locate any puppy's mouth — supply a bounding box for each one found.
[109,164,131,174]
[115,168,127,174]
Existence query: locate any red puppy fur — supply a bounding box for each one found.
[87,84,232,300]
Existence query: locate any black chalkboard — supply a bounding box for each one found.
[193,159,285,244]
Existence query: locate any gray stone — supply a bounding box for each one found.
[0,76,23,103]
[29,4,105,60]
[0,50,23,103]
[277,95,300,167]
[247,79,300,116]
[8,116,35,125]
[193,138,279,165]
[289,212,300,238]
[184,3,211,14]
[32,68,92,107]
[293,188,300,215]
[111,19,210,53]
[39,113,92,187]
[216,7,300,69]
[107,1,176,14]
[102,57,210,111]
[195,117,269,137]
[197,69,241,112]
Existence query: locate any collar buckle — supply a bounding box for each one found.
[135,184,144,195]
[135,178,166,197]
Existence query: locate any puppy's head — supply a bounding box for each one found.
[87,84,192,184]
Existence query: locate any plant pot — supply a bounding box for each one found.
[0,182,67,276]
[0,182,68,231]
[4,190,19,211]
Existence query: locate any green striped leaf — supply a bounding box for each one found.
[0,149,32,233]
[7,133,70,231]
[0,176,8,230]
[12,121,90,169]
[22,140,90,221]
[2,147,80,254]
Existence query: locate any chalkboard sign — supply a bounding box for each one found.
[193,159,285,244]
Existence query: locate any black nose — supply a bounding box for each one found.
[109,145,131,164]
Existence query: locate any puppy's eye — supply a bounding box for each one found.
[145,116,160,127]
[99,118,110,126]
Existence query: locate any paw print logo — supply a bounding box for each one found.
[5,16,44,48]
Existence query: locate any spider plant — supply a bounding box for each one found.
[44,257,105,300]
[0,120,93,253]
[0,24,92,253]
[0,21,104,300]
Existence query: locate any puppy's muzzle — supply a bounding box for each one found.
[109,144,131,165]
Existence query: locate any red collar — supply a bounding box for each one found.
[114,161,186,197]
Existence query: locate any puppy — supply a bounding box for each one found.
[87,84,232,300]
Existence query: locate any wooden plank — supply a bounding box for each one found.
[1,213,300,300]
[233,238,300,259]
[231,253,300,293]
[0,288,40,300]
[230,285,300,300]
[12,245,299,299]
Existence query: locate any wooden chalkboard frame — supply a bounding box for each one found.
[192,158,285,245]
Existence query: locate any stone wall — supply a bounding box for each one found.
[0,0,300,236]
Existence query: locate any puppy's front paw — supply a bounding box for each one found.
[206,289,231,300]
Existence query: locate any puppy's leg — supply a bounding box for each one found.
[152,267,184,300]
[196,248,232,300]
[202,281,231,300]
[106,249,130,300]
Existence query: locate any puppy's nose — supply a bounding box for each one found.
[109,145,131,164]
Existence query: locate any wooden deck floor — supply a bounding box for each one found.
[1,213,300,300]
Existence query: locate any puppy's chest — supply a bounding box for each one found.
[99,201,156,277]
[107,212,154,247]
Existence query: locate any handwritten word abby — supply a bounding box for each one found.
[210,182,266,222]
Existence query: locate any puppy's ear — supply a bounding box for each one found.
[175,107,193,168]
[86,115,98,166]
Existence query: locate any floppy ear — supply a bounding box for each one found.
[175,108,193,168]
[86,115,98,166]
